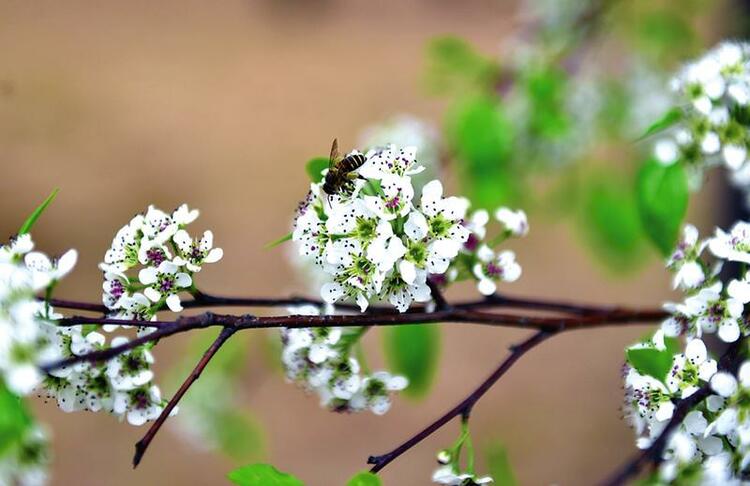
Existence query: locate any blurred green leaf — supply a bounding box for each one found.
[485,441,517,486]
[524,67,570,139]
[382,324,440,399]
[636,159,688,256]
[633,9,697,60]
[0,381,32,457]
[347,471,381,486]
[637,108,683,141]
[228,464,304,486]
[626,347,673,383]
[213,409,265,462]
[306,157,329,184]
[446,95,518,208]
[18,189,58,235]
[265,232,293,249]
[424,36,499,95]
[579,173,647,273]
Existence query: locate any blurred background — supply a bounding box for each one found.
[0,0,746,484]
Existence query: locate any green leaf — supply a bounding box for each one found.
[524,67,570,139]
[382,324,440,399]
[637,108,683,141]
[265,232,293,249]
[424,36,499,95]
[636,159,689,256]
[446,95,518,208]
[347,471,382,486]
[485,441,517,486]
[626,347,674,383]
[579,173,647,273]
[18,189,58,235]
[0,381,32,456]
[228,464,304,486]
[213,410,265,462]
[306,157,329,184]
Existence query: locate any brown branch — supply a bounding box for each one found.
[41,306,666,373]
[46,291,635,317]
[368,330,552,473]
[133,326,237,468]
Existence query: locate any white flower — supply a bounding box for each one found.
[494,208,528,237]
[114,385,165,426]
[139,261,192,312]
[141,205,178,244]
[655,138,679,165]
[364,175,415,221]
[359,144,425,180]
[172,229,223,272]
[667,225,707,290]
[473,246,521,296]
[24,249,77,288]
[708,221,750,264]
[350,371,408,415]
[432,466,493,485]
[419,180,470,257]
[682,283,743,341]
[99,214,143,274]
[172,204,199,226]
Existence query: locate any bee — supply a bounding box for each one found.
[322,138,366,197]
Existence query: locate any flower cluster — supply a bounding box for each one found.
[358,114,442,191]
[292,144,526,312]
[100,204,222,320]
[281,305,407,414]
[623,220,750,483]
[0,234,75,396]
[0,425,49,486]
[653,41,750,193]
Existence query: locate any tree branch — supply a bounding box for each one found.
[133,326,237,468]
[41,306,666,373]
[46,291,640,317]
[368,330,552,473]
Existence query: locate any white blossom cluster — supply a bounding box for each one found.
[100,204,222,320]
[281,305,407,415]
[0,426,49,486]
[623,220,750,483]
[0,234,75,396]
[358,114,442,191]
[292,144,527,312]
[653,41,750,194]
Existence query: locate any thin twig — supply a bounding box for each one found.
[368,330,552,473]
[133,326,237,468]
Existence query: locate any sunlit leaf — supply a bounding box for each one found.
[578,173,647,273]
[424,36,499,95]
[347,471,381,486]
[626,347,673,383]
[18,189,58,235]
[446,95,518,208]
[485,441,517,486]
[382,324,440,399]
[637,108,683,141]
[265,232,293,249]
[0,381,32,456]
[636,159,688,256]
[228,464,304,486]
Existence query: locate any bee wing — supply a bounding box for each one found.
[329,138,339,169]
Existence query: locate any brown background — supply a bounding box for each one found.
[0,1,733,484]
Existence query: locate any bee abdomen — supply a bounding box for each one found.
[340,153,366,172]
